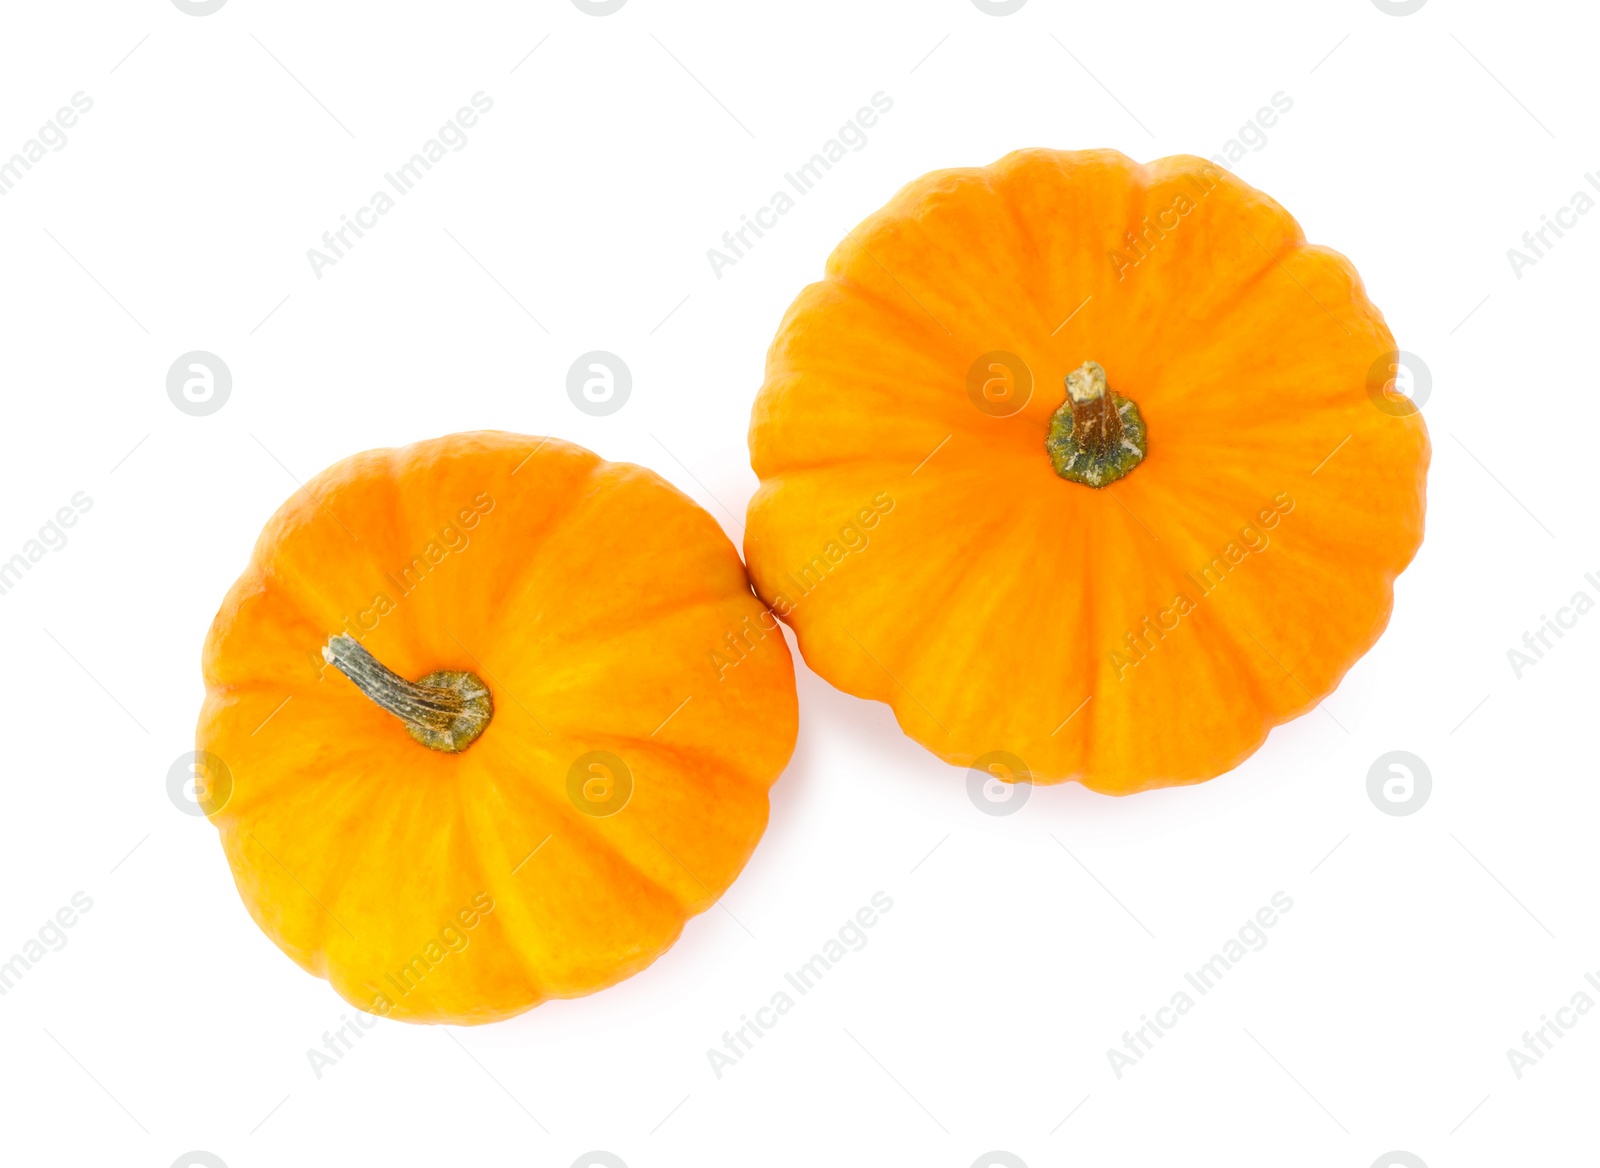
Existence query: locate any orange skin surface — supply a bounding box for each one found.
[198,432,797,1024]
[745,149,1429,795]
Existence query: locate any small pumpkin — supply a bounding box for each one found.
[745,149,1428,794]
[198,432,796,1023]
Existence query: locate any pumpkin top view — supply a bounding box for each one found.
[197,432,797,1024]
[744,148,1429,794]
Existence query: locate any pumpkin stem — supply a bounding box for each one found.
[322,634,492,754]
[1046,360,1148,488]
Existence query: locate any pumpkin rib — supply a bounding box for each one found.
[557,728,776,904]
[1124,232,1304,392]
[369,448,432,669]
[595,731,783,799]
[1077,502,1280,788]
[950,516,1099,760]
[784,273,947,371]
[1125,171,1314,362]
[989,149,1134,344]
[451,906,550,1024]
[1104,486,1341,769]
[811,272,953,376]
[1165,590,1283,747]
[1074,501,1110,778]
[333,808,542,1025]
[465,732,701,920]
[372,440,481,672]
[251,559,376,668]
[259,454,421,656]
[464,774,688,992]
[755,281,999,476]
[462,750,696,995]
[321,813,446,997]
[350,434,603,648]
[751,372,975,478]
[477,447,609,621]
[849,485,1032,732]
[200,571,331,697]
[892,165,1055,337]
[218,823,321,974]
[486,464,753,656]
[991,162,1061,338]
[458,632,787,924]
[1063,495,1099,772]
[776,469,1073,758]
[750,458,1024,705]
[746,445,922,482]
[448,758,640,1004]
[1158,240,1294,368]
[221,801,368,980]
[499,587,751,684]
[1096,472,1417,787]
[217,466,424,685]
[198,697,382,825]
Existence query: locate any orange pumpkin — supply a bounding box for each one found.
[745,149,1428,794]
[198,432,796,1023]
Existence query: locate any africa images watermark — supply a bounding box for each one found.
[706,892,894,1079]
[1504,968,1600,1080]
[710,491,895,681]
[1208,91,1295,170]
[0,92,94,197]
[0,892,95,999]
[1110,161,1222,281]
[307,92,495,279]
[306,891,496,1076]
[1109,493,1295,680]
[706,92,895,279]
[1110,91,1295,284]
[1106,891,1295,1079]
[1504,569,1600,679]
[0,491,93,599]
[168,351,231,416]
[1506,171,1600,279]
[303,491,496,679]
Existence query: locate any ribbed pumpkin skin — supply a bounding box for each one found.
[199,432,796,1023]
[745,149,1428,795]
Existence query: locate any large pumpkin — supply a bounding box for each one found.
[744,149,1428,794]
[198,432,796,1023]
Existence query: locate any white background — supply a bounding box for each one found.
[0,1,1595,1165]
